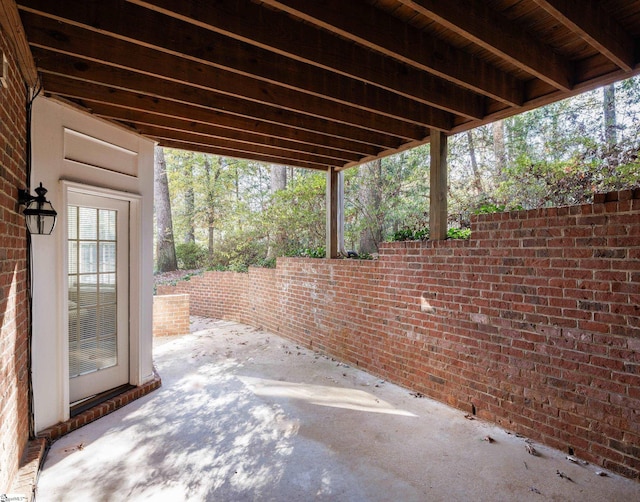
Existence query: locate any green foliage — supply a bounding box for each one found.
[175,242,207,269]
[344,146,431,253]
[494,154,595,208]
[153,270,202,294]
[289,246,326,259]
[265,172,327,257]
[389,226,470,241]
[473,203,507,214]
[448,77,640,217]
[447,227,471,240]
[159,76,640,272]
[206,227,267,272]
[390,227,429,242]
[255,257,277,269]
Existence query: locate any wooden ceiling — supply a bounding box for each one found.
[15,0,640,171]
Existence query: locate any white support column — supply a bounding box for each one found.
[429,129,448,241]
[326,166,339,258]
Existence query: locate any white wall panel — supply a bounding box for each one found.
[31,97,155,432]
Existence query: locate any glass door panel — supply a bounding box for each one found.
[67,192,129,403]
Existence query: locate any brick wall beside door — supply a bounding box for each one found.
[0,26,31,493]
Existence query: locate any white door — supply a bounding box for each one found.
[67,192,130,403]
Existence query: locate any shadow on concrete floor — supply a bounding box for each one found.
[36,317,640,501]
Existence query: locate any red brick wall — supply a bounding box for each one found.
[153,294,190,337]
[159,190,640,480]
[159,271,250,320]
[0,28,31,491]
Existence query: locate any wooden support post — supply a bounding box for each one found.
[429,129,448,240]
[326,166,339,258]
[337,170,345,254]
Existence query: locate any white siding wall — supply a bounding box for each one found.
[31,97,155,432]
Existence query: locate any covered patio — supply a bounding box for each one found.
[37,317,640,501]
[1,0,640,498]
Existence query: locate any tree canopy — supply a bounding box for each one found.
[155,77,640,272]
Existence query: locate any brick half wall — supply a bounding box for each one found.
[153,294,190,337]
[157,189,640,480]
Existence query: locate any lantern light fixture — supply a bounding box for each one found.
[18,182,57,235]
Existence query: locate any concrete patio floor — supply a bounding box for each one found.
[36,317,640,501]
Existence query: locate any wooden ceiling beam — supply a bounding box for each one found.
[16,0,640,171]
[19,0,485,120]
[29,49,427,142]
[245,0,524,105]
[125,0,518,107]
[134,124,342,167]
[532,0,635,72]
[21,10,454,132]
[87,103,360,164]
[38,73,396,155]
[31,46,424,144]
[153,138,330,171]
[0,0,38,86]
[397,0,573,91]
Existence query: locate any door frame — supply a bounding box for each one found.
[60,181,142,410]
[66,191,129,403]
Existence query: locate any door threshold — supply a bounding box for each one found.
[38,371,161,444]
[70,384,136,417]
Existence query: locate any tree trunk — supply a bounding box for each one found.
[266,164,288,259]
[235,163,240,201]
[270,164,287,192]
[492,119,506,178]
[184,160,195,244]
[208,215,214,258]
[154,146,178,272]
[358,159,383,254]
[203,156,220,260]
[603,84,617,148]
[466,130,483,194]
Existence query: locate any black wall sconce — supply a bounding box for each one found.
[18,182,57,235]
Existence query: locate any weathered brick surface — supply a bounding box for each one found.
[160,189,640,480]
[158,271,250,321]
[153,294,190,337]
[0,27,31,492]
[9,438,46,502]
